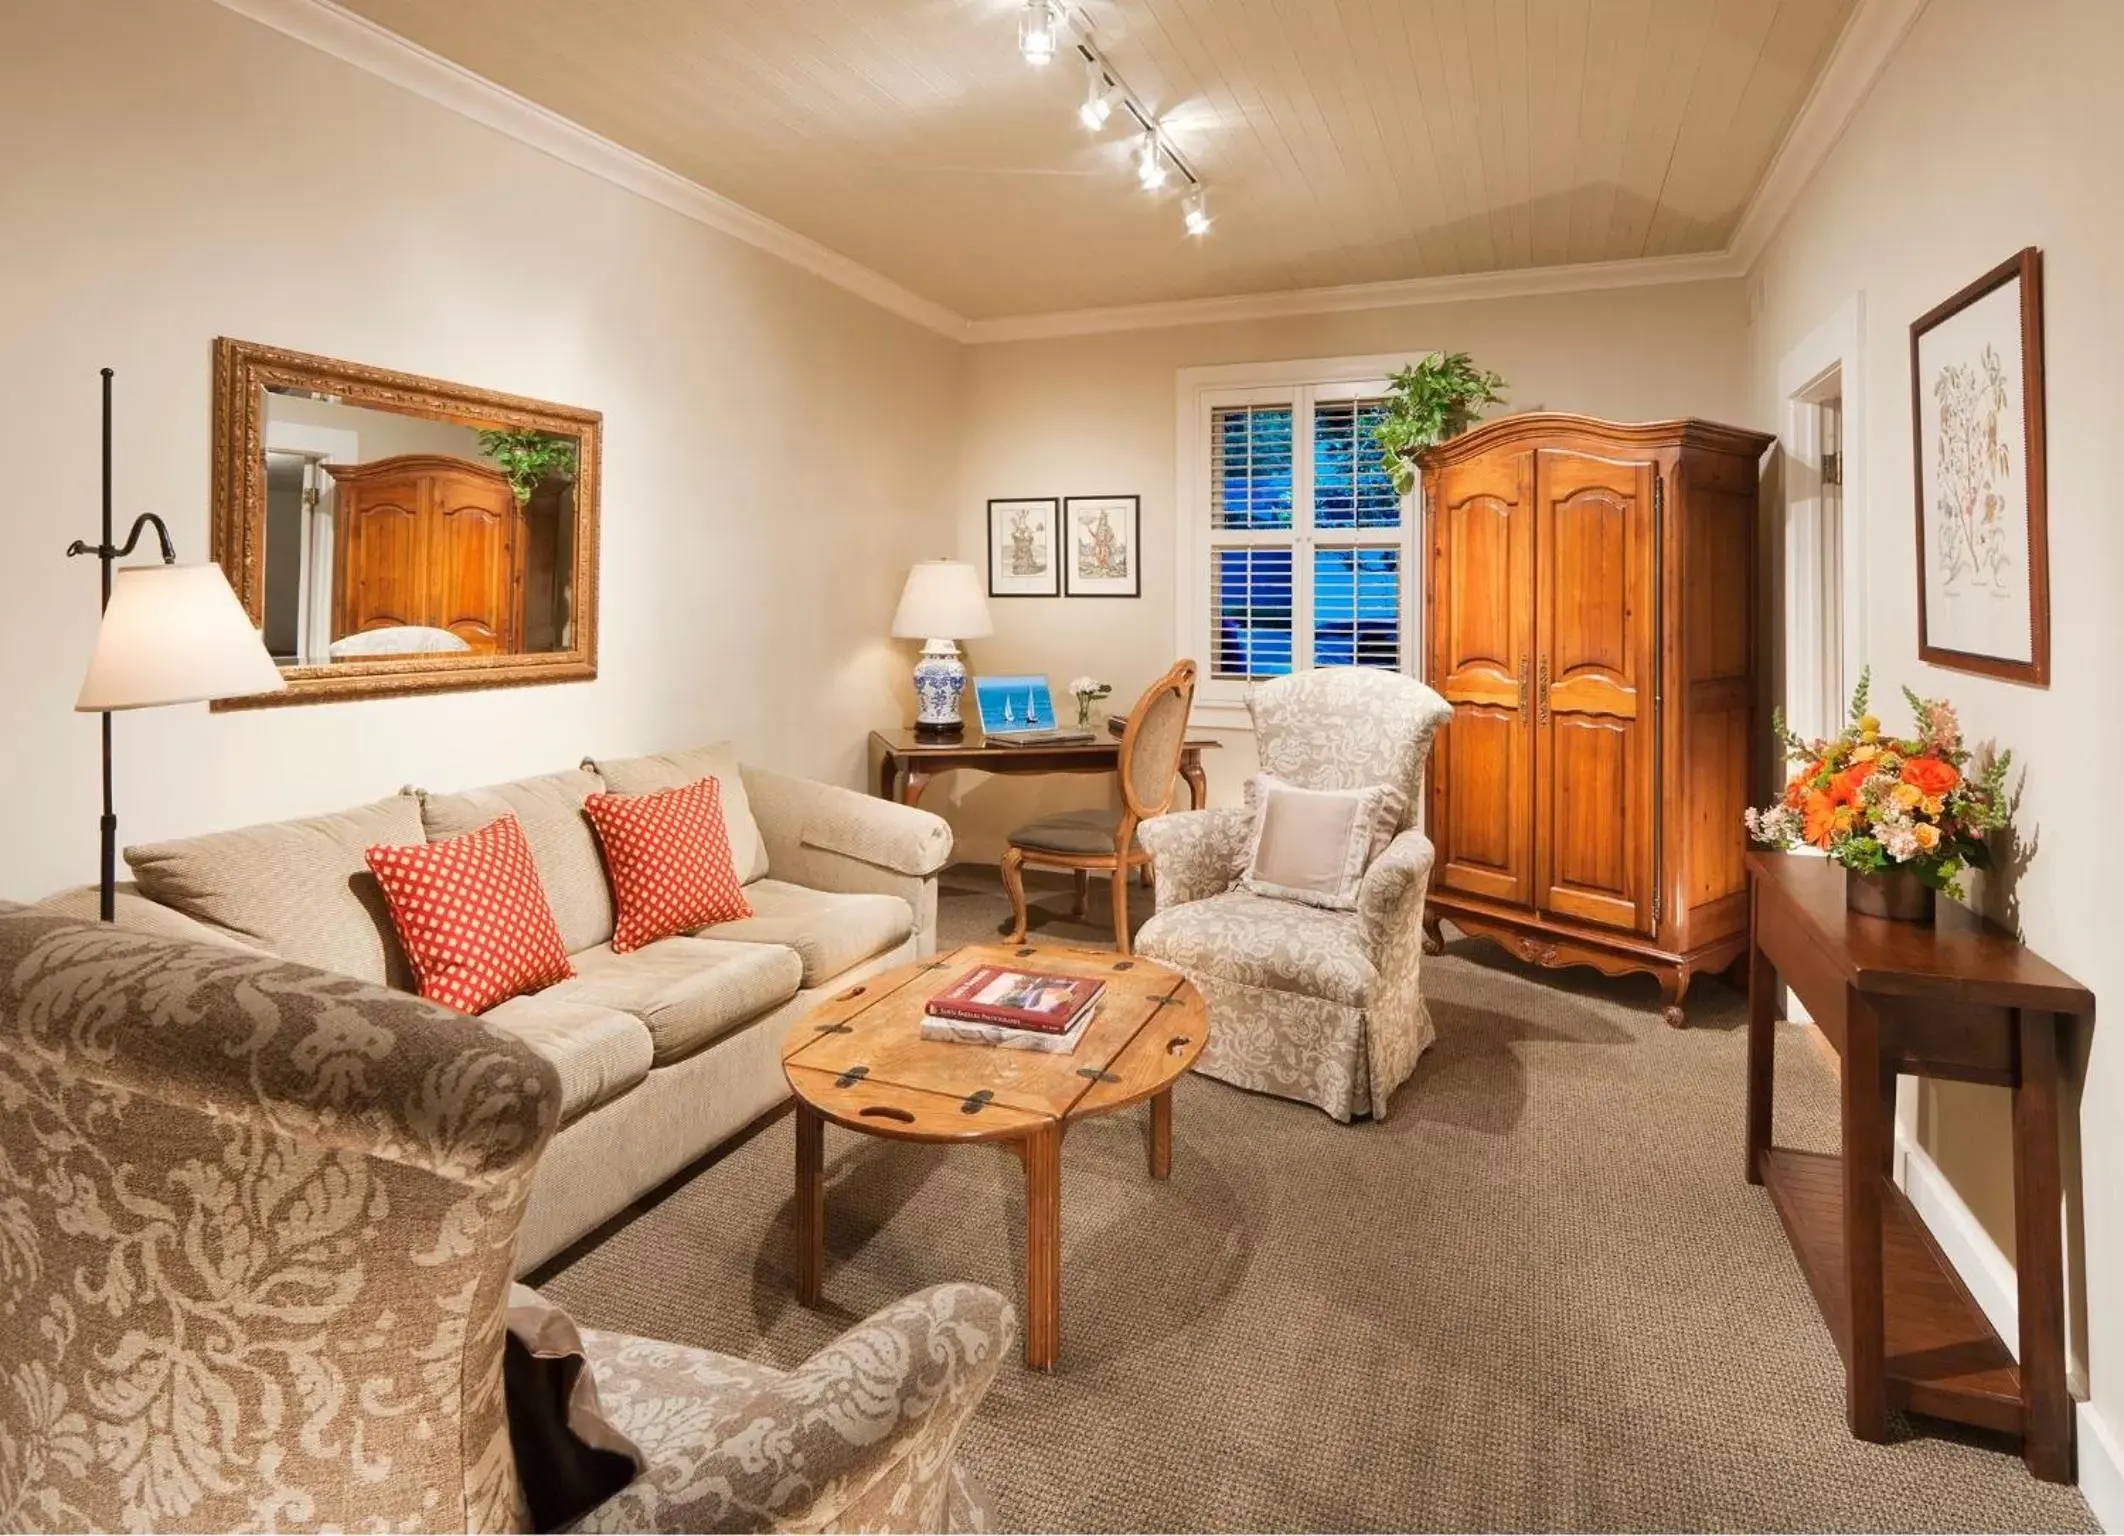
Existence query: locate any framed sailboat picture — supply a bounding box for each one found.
[1063,494,1141,597]
[1910,246,2050,686]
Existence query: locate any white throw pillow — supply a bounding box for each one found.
[1239,774,1406,911]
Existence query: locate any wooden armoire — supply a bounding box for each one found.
[327,454,523,654]
[1419,414,1774,1025]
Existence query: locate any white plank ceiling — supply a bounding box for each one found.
[333,0,1857,320]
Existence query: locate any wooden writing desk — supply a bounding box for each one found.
[870,727,1218,809]
[1745,851,2092,1482]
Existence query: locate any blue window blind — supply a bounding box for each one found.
[1211,405,1293,529]
[1213,547,1293,679]
[1314,547,1400,669]
[1313,398,1400,529]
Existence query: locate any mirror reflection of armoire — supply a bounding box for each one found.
[1418,413,1775,1026]
[326,453,571,655]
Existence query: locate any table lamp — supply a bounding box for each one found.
[890,559,992,739]
[68,369,286,922]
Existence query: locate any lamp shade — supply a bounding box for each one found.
[75,563,287,711]
[889,560,993,641]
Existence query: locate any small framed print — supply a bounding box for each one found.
[1063,494,1140,598]
[987,498,1060,597]
[1911,246,2050,686]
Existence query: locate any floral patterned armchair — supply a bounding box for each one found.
[1135,670,1453,1122]
[0,905,1010,1533]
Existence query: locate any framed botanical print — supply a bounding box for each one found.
[1910,247,2049,686]
[1063,494,1141,598]
[987,497,1060,597]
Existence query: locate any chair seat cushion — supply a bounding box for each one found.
[1007,809,1135,856]
[695,878,912,987]
[548,937,802,1064]
[1135,889,1376,1007]
[481,994,654,1124]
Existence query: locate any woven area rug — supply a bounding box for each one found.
[537,864,2096,1532]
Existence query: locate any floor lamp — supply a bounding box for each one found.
[68,368,284,921]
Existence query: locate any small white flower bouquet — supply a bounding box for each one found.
[1066,675,1113,728]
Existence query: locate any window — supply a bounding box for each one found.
[1178,359,1415,723]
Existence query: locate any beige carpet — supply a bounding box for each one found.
[537,864,2096,1532]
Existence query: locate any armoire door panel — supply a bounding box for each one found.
[1428,453,1535,909]
[334,487,423,639]
[430,477,518,655]
[1535,451,1656,935]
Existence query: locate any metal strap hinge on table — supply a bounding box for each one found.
[960,1089,994,1115]
[1077,1068,1120,1084]
[813,1021,852,1035]
[835,1065,869,1089]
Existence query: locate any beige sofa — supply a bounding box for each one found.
[38,742,953,1271]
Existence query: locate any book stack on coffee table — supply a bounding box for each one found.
[920,963,1104,1053]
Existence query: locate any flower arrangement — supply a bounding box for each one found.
[1743,668,2010,900]
[1067,676,1113,729]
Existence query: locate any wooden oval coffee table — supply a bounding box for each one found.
[781,942,1207,1370]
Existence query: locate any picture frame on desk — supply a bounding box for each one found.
[987,497,1060,597]
[1063,495,1140,598]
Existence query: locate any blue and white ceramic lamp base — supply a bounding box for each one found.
[912,640,969,737]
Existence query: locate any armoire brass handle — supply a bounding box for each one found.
[1516,656,1528,714]
[1537,657,1550,726]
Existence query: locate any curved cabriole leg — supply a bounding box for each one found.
[1421,911,1446,956]
[1659,969,1693,1030]
[1001,848,1030,943]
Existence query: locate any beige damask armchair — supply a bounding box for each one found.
[1134,670,1454,1122]
[0,905,1010,1533]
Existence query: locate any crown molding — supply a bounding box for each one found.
[209,0,1922,349]
[206,0,970,342]
[961,250,1745,344]
[1727,0,1932,269]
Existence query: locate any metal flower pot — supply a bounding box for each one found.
[1845,866,1937,923]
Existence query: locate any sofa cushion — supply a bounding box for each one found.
[549,937,801,1064]
[585,744,767,884]
[124,795,422,987]
[1134,889,1376,1008]
[418,769,614,954]
[583,779,752,954]
[696,878,913,987]
[366,815,576,1016]
[482,994,654,1124]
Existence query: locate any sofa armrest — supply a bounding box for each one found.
[742,767,953,957]
[1358,829,1437,954]
[585,1282,1014,1534]
[0,907,559,1186]
[36,881,276,956]
[1139,806,1251,910]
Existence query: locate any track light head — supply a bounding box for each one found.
[1018,0,1060,66]
[1079,59,1116,129]
[1137,129,1168,190]
[1183,186,1211,235]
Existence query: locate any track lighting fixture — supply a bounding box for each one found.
[1018,0,1060,66]
[1136,129,1168,191]
[1183,186,1211,235]
[1079,58,1118,130]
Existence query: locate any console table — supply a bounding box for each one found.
[870,728,1218,809]
[1745,851,2091,1482]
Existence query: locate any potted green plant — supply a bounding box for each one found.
[477,429,578,505]
[1371,352,1508,495]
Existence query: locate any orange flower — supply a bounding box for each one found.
[1900,757,1960,798]
[1801,790,1838,849]
[1828,762,1874,807]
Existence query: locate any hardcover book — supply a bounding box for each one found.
[924,964,1104,1034]
[919,1002,1098,1054]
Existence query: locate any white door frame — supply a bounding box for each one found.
[1776,293,1866,742]
[263,420,358,664]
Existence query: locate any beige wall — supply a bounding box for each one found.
[1745,0,2120,1419]
[0,0,960,902]
[944,280,1751,861]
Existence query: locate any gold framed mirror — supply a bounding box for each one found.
[210,338,600,708]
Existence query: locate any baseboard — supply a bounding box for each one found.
[2080,1401,2124,1531]
[1892,1126,2019,1353]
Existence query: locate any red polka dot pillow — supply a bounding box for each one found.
[364,814,575,1015]
[582,776,753,953]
